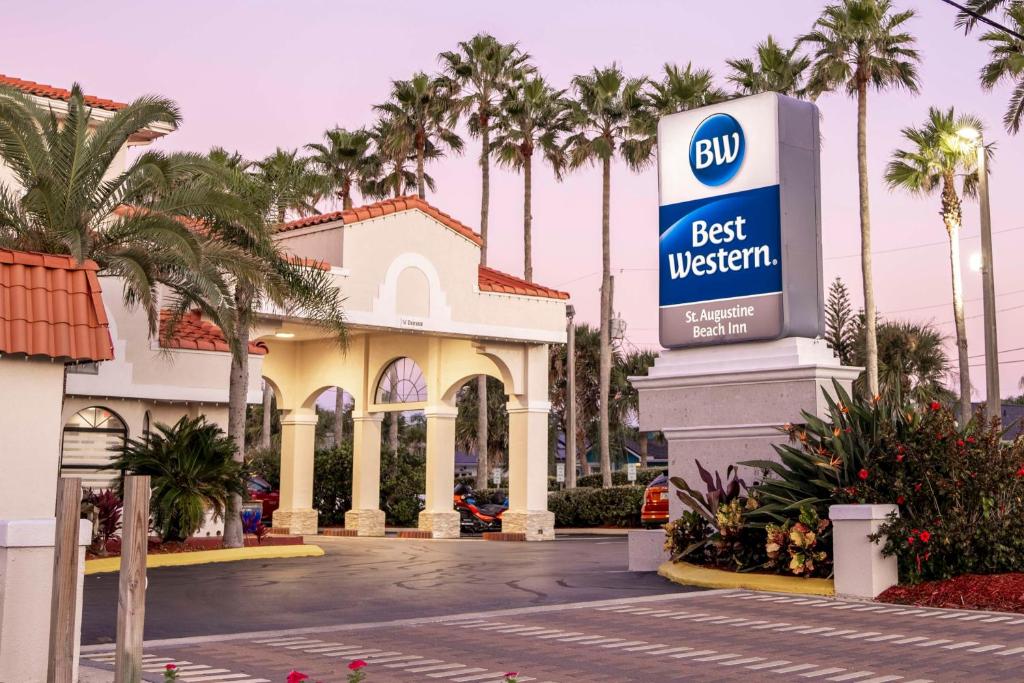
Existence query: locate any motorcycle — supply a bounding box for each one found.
[453,483,507,533]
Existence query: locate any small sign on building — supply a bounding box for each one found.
[556,462,565,483]
[627,463,637,483]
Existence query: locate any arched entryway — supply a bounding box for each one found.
[61,406,127,489]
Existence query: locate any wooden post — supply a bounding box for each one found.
[47,477,82,683]
[115,475,150,683]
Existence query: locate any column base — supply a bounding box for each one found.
[344,509,385,537]
[273,508,319,535]
[501,510,555,541]
[418,511,461,539]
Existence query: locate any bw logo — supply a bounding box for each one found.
[689,113,745,187]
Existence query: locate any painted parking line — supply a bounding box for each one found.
[84,653,265,682]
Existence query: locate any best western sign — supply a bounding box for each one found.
[658,92,824,348]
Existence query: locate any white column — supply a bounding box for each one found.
[345,412,385,536]
[503,401,555,540]
[275,409,319,535]
[419,406,460,538]
[830,504,899,598]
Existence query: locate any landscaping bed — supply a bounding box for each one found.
[86,534,303,560]
[878,573,1024,613]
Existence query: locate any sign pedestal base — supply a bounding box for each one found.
[633,337,861,520]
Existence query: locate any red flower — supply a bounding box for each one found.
[919,530,931,543]
[896,495,905,505]
[349,660,367,671]
[907,536,915,545]
[957,439,965,447]
[287,672,309,683]
[914,483,923,492]
[505,674,519,679]
[967,436,977,444]
[166,664,177,671]
[930,401,941,411]
[1016,467,1024,478]
[896,454,904,463]
[858,468,869,481]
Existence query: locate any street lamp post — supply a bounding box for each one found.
[565,304,577,489]
[960,126,1000,425]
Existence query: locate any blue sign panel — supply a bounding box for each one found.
[688,113,746,187]
[659,185,782,308]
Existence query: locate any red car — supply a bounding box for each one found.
[641,473,669,528]
[247,476,280,524]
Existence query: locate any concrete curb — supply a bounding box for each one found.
[84,544,325,575]
[658,560,834,596]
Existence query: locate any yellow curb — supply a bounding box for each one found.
[84,544,324,575]
[658,560,835,596]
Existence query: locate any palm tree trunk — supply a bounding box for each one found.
[224,295,251,548]
[475,376,490,490]
[387,365,400,451]
[639,433,648,468]
[416,138,426,199]
[476,116,492,491]
[334,387,345,449]
[260,381,272,449]
[578,428,591,476]
[342,179,353,210]
[599,155,612,488]
[856,76,879,398]
[947,220,972,423]
[523,153,533,281]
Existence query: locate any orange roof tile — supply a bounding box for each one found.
[277,195,484,247]
[284,254,331,270]
[479,265,570,300]
[0,249,114,362]
[0,73,128,112]
[160,310,268,355]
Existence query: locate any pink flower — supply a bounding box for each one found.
[349,660,367,671]
[287,671,309,683]
[166,664,177,671]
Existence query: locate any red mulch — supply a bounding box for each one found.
[86,534,302,560]
[877,573,1024,613]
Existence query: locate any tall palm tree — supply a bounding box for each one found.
[367,117,432,199]
[305,127,379,210]
[374,73,463,198]
[726,35,813,97]
[253,148,320,222]
[565,65,653,487]
[442,34,531,491]
[802,0,921,399]
[977,4,1024,133]
[885,107,992,423]
[493,75,569,281]
[0,84,250,336]
[203,148,347,546]
[646,63,728,115]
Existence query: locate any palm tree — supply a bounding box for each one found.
[253,148,320,222]
[492,75,570,281]
[726,35,813,97]
[455,377,509,475]
[615,349,657,466]
[802,0,921,399]
[854,319,954,407]
[885,107,992,424]
[305,127,379,210]
[565,65,652,487]
[646,63,728,115]
[109,416,246,543]
[367,117,431,199]
[203,148,346,546]
[0,84,250,337]
[442,34,531,491]
[373,73,463,198]
[977,4,1024,133]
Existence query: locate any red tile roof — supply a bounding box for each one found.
[160,310,268,355]
[479,265,570,300]
[0,74,128,112]
[277,195,484,247]
[284,254,331,270]
[0,249,114,362]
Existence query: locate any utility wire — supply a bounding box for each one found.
[937,0,1024,41]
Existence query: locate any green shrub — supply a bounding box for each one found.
[247,446,281,488]
[380,448,425,527]
[110,416,245,542]
[313,445,352,526]
[576,468,665,488]
[548,486,645,527]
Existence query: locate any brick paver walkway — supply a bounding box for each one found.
[81,590,1024,682]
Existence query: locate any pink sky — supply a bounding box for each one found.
[7,0,1024,399]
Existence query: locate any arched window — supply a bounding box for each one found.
[375,357,427,404]
[142,411,152,437]
[61,407,127,490]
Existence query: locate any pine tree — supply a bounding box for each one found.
[825,278,856,365]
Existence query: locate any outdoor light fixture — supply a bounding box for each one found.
[274,332,295,339]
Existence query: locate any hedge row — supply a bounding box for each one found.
[548,486,646,528]
[576,468,665,488]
